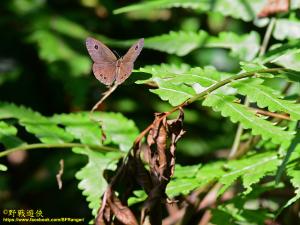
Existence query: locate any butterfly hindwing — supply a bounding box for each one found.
[93,62,116,86]
[115,62,133,85]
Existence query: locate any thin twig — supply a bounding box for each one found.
[56,159,64,190]
[259,17,276,57]
[90,83,119,114]
[252,108,290,120]
[229,98,249,158]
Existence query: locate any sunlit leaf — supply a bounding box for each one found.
[114,0,267,22]
[74,147,121,216]
[203,94,295,145]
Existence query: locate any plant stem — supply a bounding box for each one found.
[0,143,118,158]
[134,68,285,144]
[91,83,119,113]
[229,18,276,159]
[186,68,283,105]
[259,18,276,57]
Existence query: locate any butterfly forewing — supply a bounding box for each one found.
[122,38,144,63]
[115,38,144,84]
[93,62,116,86]
[86,37,117,63]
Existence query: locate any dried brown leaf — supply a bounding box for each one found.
[156,118,168,181]
[108,192,138,225]
[258,0,289,17]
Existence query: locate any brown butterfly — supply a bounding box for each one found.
[86,37,144,86]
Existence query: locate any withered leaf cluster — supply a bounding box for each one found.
[96,109,185,225]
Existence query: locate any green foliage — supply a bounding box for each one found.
[74,147,121,216]
[204,94,294,145]
[0,164,8,171]
[0,103,138,215]
[211,204,273,225]
[0,121,25,148]
[1,0,300,224]
[0,102,74,144]
[140,30,260,60]
[281,136,300,208]
[52,112,139,151]
[274,14,300,40]
[138,65,231,105]
[144,30,208,56]
[232,79,300,120]
[114,0,266,22]
[167,152,281,198]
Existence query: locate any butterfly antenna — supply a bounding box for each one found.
[113,50,121,59]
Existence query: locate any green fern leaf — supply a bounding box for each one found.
[208,31,260,61]
[168,152,282,198]
[203,94,295,144]
[272,50,300,71]
[0,102,73,144]
[138,65,230,106]
[167,178,202,197]
[139,30,259,59]
[212,204,273,225]
[73,147,121,217]
[0,164,7,171]
[167,164,202,197]
[167,162,223,197]
[51,113,102,146]
[52,112,139,151]
[282,141,300,208]
[136,63,190,82]
[219,152,279,195]
[92,112,139,151]
[260,40,300,71]
[114,0,266,22]
[145,30,208,56]
[274,15,300,41]
[28,30,90,76]
[232,79,300,120]
[0,121,25,148]
[114,0,209,14]
[151,81,196,106]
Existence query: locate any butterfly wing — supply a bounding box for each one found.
[93,62,116,86]
[115,62,134,85]
[86,37,117,63]
[115,38,144,85]
[86,37,118,85]
[122,38,144,64]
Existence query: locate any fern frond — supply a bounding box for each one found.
[0,121,25,148]
[140,30,260,60]
[0,102,73,144]
[74,147,121,216]
[145,30,208,56]
[274,15,300,41]
[208,31,260,61]
[232,79,300,120]
[203,94,295,145]
[114,0,266,22]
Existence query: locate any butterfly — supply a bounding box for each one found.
[86,37,144,86]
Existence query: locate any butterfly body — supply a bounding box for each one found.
[86,37,144,86]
